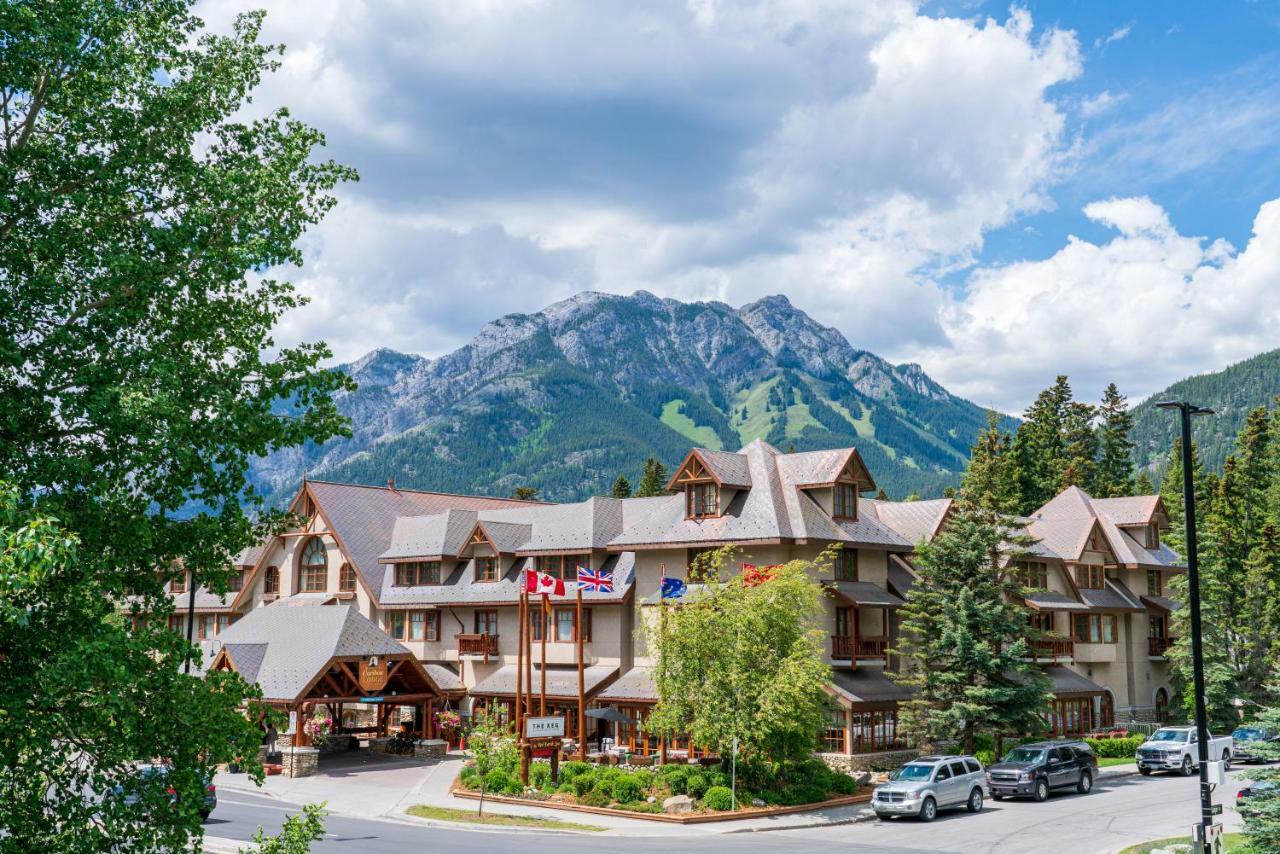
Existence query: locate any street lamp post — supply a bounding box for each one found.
[1156,400,1215,850]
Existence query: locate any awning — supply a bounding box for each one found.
[470,664,618,701]
[586,706,632,724]
[828,668,913,708]
[1045,665,1107,698]
[1141,594,1179,613]
[1024,591,1091,612]
[596,667,659,703]
[1077,579,1145,613]
[826,581,905,609]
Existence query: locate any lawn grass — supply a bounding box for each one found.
[1118,832,1248,853]
[406,804,606,832]
[1099,757,1136,768]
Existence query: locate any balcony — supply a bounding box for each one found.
[456,633,499,662]
[831,635,889,663]
[1028,637,1074,661]
[1148,636,1173,658]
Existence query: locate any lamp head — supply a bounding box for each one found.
[1191,406,1216,417]
[1155,401,1183,411]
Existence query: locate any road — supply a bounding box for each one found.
[204,769,1251,854]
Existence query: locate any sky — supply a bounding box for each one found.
[196,1,1280,414]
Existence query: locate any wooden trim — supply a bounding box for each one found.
[664,449,721,492]
[605,537,785,553]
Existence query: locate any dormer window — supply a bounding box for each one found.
[263,565,280,595]
[300,537,327,592]
[170,573,187,595]
[833,483,858,520]
[687,483,719,519]
[475,556,500,582]
[1146,523,1160,549]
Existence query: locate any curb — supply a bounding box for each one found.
[723,807,879,833]
[201,836,242,853]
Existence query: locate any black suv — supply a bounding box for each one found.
[985,740,1099,802]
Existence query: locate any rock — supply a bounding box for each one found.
[751,798,765,807]
[646,796,656,804]
[852,770,872,786]
[662,794,693,815]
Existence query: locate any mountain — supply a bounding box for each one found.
[1131,347,1280,476]
[253,291,1015,503]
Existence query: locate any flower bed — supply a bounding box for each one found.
[455,755,863,818]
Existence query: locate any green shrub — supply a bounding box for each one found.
[556,782,574,795]
[502,777,525,796]
[1084,736,1144,758]
[580,788,611,808]
[975,749,996,767]
[705,770,729,789]
[827,772,858,796]
[529,763,551,789]
[615,800,663,813]
[611,774,646,804]
[702,786,734,811]
[779,784,827,806]
[483,769,512,793]
[560,761,592,782]
[685,772,709,799]
[459,766,480,788]
[660,766,689,794]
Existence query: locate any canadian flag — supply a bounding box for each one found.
[523,568,566,597]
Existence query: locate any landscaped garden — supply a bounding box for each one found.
[457,755,862,815]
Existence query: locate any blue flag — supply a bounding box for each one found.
[660,576,687,600]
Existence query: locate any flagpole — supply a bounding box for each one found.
[516,583,525,740]
[540,594,548,715]
[658,562,668,766]
[576,578,586,761]
[525,582,533,727]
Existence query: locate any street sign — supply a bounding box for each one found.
[1209,804,1222,815]
[525,715,565,739]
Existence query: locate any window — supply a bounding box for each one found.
[834,549,858,581]
[263,565,279,595]
[531,609,546,642]
[536,554,590,580]
[168,615,184,633]
[551,607,591,642]
[849,709,905,754]
[386,611,406,640]
[1074,564,1104,589]
[1149,615,1167,640]
[228,569,245,592]
[474,610,498,636]
[475,557,500,582]
[395,561,442,586]
[339,563,357,593]
[833,483,858,519]
[1031,611,1053,633]
[301,538,327,592]
[835,606,853,639]
[820,707,846,753]
[1072,614,1118,644]
[964,758,981,774]
[686,483,719,518]
[1020,561,1049,590]
[1147,570,1162,597]
[409,610,426,641]
[170,574,187,594]
[426,611,439,642]
[196,614,230,640]
[1147,523,1160,549]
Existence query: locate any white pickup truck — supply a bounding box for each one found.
[1135,726,1233,776]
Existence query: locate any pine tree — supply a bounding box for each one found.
[1134,471,1154,494]
[1059,401,1099,491]
[961,411,1021,515]
[1094,383,1135,497]
[1235,406,1273,545]
[1011,375,1073,513]
[874,489,890,501]
[511,486,539,500]
[610,474,633,499]
[894,501,1051,753]
[636,457,669,497]
[1158,438,1208,555]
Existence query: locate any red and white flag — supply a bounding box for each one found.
[523,568,565,597]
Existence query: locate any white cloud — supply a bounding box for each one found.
[922,196,1280,412]
[1094,23,1132,48]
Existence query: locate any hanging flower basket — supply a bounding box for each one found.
[435,709,462,733]
[304,711,333,747]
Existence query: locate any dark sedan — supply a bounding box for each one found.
[111,764,217,821]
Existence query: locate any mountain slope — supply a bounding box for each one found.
[253,291,1014,502]
[1131,347,1280,475]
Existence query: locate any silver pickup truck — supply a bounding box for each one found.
[1136,726,1233,776]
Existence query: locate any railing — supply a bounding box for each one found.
[831,636,889,661]
[456,633,499,661]
[1030,637,1075,660]
[1148,636,1173,657]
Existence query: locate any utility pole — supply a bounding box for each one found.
[1156,400,1217,852]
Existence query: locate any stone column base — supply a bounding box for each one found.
[279,746,320,777]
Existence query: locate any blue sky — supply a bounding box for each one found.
[199,1,1280,413]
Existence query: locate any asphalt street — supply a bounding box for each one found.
[204,768,1255,854]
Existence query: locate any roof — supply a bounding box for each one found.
[1141,594,1179,613]
[689,448,753,489]
[234,545,265,568]
[1089,495,1162,526]
[886,555,918,600]
[1024,590,1092,612]
[424,663,466,695]
[827,581,906,608]
[596,666,659,702]
[305,480,542,597]
[869,498,953,547]
[378,553,635,607]
[829,668,914,706]
[1077,578,1145,612]
[209,603,417,702]
[171,588,239,613]
[608,440,910,551]
[469,664,618,700]
[1044,665,1106,697]
[1027,486,1184,569]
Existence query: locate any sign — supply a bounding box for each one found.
[288,710,297,735]
[525,715,565,739]
[1210,804,1223,816]
[359,656,390,693]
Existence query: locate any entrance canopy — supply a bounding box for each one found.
[207,603,439,705]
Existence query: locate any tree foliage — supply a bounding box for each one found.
[0,2,352,849]
[644,548,832,763]
[241,803,328,854]
[609,474,632,499]
[635,456,669,498]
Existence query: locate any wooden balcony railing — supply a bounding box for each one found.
[1029,637,1074,660]
[831,636,889,662]
[1148,636,1173,657]
[456,633,499,662]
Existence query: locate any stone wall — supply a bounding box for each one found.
[818,748,919,773]
[279,746,319,778]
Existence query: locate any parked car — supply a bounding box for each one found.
[1136,726,1233,776]
[110,764,217,822]
[1232,726,1280,764]
[873,755,988,822]
[1237,780,1278,804]
[985,740,1098,801]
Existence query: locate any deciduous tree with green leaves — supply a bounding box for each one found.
[644,548,832,765]
[0,2,353,850]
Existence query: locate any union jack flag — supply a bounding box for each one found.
[577,566,614,593]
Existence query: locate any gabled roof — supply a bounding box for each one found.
[1090,495,1164,527]
[209,603,426,703]
[171,587,239,613]
[776,446,876,491]
[868,498,953,547]
[666,448,753,491]
[1026,486,1184,570]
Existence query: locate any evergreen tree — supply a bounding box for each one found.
[511,486,539,500]
[610,474,633,499]
[1094,383,1135,497]
[1134,471,1154,494]
[1158,438,1209,555]
[961,411,1020,515]
[1011,376,1073,513]
[894,501,1050,753]
[874,489,890,501]
[1059,401,1099,491]
[1235,406,1273,545]
[636,457,668,497]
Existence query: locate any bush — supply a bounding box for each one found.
[702,786,734,811]
[483,769,512,793]
[1084,736,1144,758]
[502,777,525,796]
[459,766,480,788]
[705,770,729,790]
[614,800,664,814]
[579,788,611,808]
[529,763,551,789]
[685,772,709,799]
[560,761,592,782]
[785,784,828,806]
[610,774,647,804]
[660,766,689,794]
[556,782,574,795]
[827,772,858,796]
[571,773,597,797]
[975,749,996,767]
